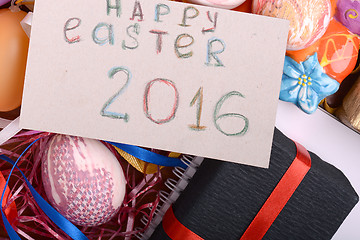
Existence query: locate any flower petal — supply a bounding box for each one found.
[309,60,328,82]
[283,56,304,78]
[280,76,301,103]
[302,53,319,76]
[279,53,339,114]
[297,85,319,114]
[310,75,340,100]
[307,61,340,100]
[281,75,299,88]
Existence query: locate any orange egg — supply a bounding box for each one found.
[317,19,359,83]
[0,8,29,112]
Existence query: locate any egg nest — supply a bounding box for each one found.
[0,130,176,239]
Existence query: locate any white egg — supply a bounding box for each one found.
[41,134,126,227]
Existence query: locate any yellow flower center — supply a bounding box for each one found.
[297,74,312,86]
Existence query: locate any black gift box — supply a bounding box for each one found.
[149,128,359,240]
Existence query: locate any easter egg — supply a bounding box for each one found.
[185,0,246,9]
[232,0,253,13]
[0,8,29,112]
[335,0,360,35]
[317,19,359,83]
[41,135,127,227]
[253,0,331,50]
[286,40,320,63]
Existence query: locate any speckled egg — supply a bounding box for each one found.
[41,135,126,227]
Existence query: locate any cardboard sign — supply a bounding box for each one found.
[20,0,289,167]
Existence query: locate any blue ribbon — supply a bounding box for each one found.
[1,138,186,239]
[0,139,88,240]
[107,141,187,169]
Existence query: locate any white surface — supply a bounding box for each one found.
[20,12,32,38]
[0,117,21,146]
[275,100,360,239]
[0,117,12,128]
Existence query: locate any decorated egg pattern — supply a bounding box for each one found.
[253,0,331,50]
[262,0,360,114]
[335,0,360,35]
[317,19,359,83]
[42,135,126,227]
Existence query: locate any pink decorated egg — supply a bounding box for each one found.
[253,0,331,50]
[185,0,246,9]
[41,135,126,227]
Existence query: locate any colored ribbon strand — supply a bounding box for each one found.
[113,146,163,174]
[0,138,88,240]
[0,170,18,227]
[240,141,311,240]
[162,141,311,240]
[0,154,88,240]
[113,145,181,174]
[108,141,187,169]
[163,206,204,240]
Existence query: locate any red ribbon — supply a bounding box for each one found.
[240,141,311,239]
[162,141,311,240]
[163,205,204,240]
[0,170,18,228]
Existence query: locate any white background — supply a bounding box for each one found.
[276,100,360,239]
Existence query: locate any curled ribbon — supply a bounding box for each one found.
[1,136,185,239]
[0,139,88,240]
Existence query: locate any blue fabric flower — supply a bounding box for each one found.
[280,53,340,114]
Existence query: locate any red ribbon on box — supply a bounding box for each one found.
[162,141,311,240]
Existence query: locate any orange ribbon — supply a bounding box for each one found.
[162,141,311,240]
